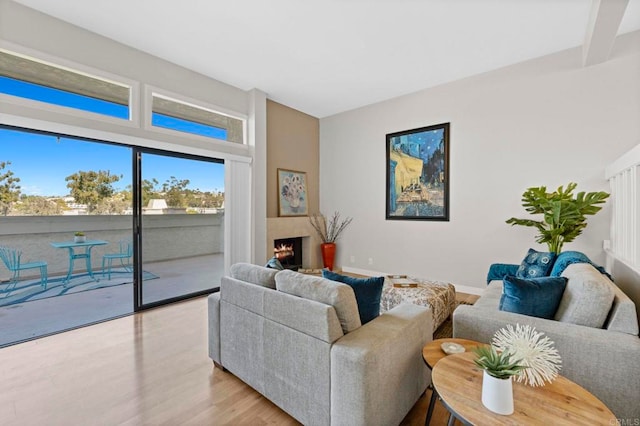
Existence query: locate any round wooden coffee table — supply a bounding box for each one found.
[432,351,616,425]
[422,339,481,425]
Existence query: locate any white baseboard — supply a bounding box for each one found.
[341,266,389,276]
[341,266,485,296]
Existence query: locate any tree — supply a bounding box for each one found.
[94,194,130,215]
[142,178,161,207]
[162,176,190,207]
[16,195,65,216]
[65,170,121,213]
[0,161,21,216]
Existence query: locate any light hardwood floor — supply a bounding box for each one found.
[0,293,477,425]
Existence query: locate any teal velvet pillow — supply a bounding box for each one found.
[499,275,567,319]
[515,248,556,279]
[322,270,384,324]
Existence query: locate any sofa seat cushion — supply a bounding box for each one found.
[230,262,278,289]
[555,263,615,328]
[322,270,384,324]
[276,270,362,334]
[516,248,557,279]
[499,275,567,319]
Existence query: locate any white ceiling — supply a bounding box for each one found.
[13,0,640,118]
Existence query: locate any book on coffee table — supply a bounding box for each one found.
[387,275,418,288]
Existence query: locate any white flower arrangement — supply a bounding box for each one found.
[492,324,562,387]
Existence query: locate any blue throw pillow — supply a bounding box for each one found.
[322,270,384,324]
[515,248,556,278]
[499,275,567,319]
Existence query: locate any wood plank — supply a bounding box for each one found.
[0,292,478,425]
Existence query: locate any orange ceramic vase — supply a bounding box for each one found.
[320,242,336,271]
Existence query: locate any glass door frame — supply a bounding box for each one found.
[132,146,222,312]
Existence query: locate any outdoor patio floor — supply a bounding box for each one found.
[0,254,223,347]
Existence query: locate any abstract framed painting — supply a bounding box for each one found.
[277,168,308,217]
[385,122,450,221]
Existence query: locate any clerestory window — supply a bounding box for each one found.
[151,92,245,143]
[0,49,132,120]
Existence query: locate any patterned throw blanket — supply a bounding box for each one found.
[549,251,612,280]
[380,277,456,330]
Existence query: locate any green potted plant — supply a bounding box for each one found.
[506,182,609,253]
[74,231,86,243]
[473,345,526,415]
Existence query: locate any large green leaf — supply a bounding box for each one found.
[506,182,609,253]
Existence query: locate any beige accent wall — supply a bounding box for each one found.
[266,100,319,218]
[265,100,322,266]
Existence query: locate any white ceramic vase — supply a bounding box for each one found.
[481,371,514,415]
[74,236,86,243]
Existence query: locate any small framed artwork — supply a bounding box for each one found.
[277,168,308,217]
[386,122,450,221]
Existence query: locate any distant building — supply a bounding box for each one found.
[143,198,187,215]
[62,196,88,215]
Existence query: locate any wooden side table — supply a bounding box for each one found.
[422,338,481,425]
[432,351,616,425]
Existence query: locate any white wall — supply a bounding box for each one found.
[0,0,267,269]
[0,1,252,159]
[320,31,640,291]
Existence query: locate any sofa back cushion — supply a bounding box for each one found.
[555,263,615,328]
[604,280,640,336]
[230,262,278,289]
[276,269,362,334]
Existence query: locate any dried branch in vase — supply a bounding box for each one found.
[309,212,353,243]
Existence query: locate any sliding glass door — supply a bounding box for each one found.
[0,125,225,346]
[0,126,134,346]
[137,150,224,307]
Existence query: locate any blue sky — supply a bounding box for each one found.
[1,128,224,196]
[1,77,225,196]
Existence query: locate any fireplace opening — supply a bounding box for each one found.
[274,237,303,271]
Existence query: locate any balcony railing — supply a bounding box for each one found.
[0,213,224,282]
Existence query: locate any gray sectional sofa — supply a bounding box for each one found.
[208,263,432,426]
[453,262,640,420]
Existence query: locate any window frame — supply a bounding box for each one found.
[0,42,140,128]
[144,85,248,146]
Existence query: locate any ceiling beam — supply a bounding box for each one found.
[583,0,630,66]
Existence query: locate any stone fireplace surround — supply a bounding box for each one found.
[266,217,322,269]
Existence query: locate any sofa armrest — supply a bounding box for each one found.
[486,263,519,284]
[207,292,221,365]
[453,304,640,420]
[331,303,432,426]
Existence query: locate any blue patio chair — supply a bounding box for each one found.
[0,245,48,293]
[101,240,133,280]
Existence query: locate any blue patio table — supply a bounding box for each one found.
[50,239,108,284]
